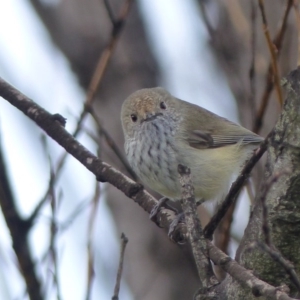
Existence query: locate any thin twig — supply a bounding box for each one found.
[104,0,117,24]
[27,134,57,226]
[198,0,215,37]
[41,139,63,300]
[214,202,236,255]
[48,165,62,300]
[273,0,293,49]
[249,0,257,126]
[85,182,101,300]
[60,200,91,232]
[254,0,292,133]
[258,0,283,107]
[112,233,128,300]
[88,106,137,180]
[204,138,268,239]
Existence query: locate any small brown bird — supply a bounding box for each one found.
[121,87,263,203]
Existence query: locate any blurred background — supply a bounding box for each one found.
[0,0,297,299]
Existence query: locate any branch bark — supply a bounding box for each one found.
[177,164,218,297]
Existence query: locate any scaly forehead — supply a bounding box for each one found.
[122,87,171,117]
[126,89,162,113]
[133,96,156,113]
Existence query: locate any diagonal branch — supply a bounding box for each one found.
[204,140,267,240]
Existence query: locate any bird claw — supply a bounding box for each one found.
[168,212,186,244]
[149,197,178,227]
[149,197,168,226]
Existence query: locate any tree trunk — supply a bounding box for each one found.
[217,68,300,299]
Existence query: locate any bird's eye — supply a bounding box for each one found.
[160,101,166,109]
[131,114,137,122]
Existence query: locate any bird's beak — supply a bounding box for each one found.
[142,112,162,123]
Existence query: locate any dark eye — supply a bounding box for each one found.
[160,101,166,109]
[131,114,137,122]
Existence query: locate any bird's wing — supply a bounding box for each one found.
[176,97,264,149]
[188,130,264,149]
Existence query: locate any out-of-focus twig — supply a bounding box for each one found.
[60,200,91,232]
[40,137,63,300]
[48,165,62,300]
[249,0,257,126]
[85,182,101,300]
[88,106,137,180]
[214,202,236,255]
[258,0,283,107]
[112,233,128,300]
[254,0,292,133]
[198,0,215,36]
[27,134,56,226]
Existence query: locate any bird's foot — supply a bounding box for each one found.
[149,197,177,227]
[168,212,186,244]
